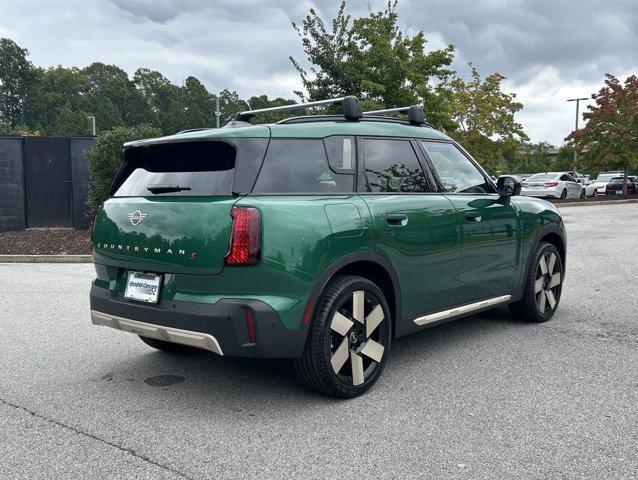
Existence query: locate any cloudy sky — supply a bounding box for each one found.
[1,0,636,144]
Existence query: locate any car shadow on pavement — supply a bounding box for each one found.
[104,307,524,409]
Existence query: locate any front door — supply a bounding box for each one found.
[418,140,520,305]
[358,137,461,322]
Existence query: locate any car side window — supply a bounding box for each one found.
[420,141,494,194]
[252,139,354,194]
[362,139,430,193]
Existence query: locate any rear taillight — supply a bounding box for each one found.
[546,181,558,187]
[225,206,261,266]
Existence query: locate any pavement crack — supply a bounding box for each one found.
[0,397,195,480]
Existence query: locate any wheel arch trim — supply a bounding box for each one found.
[306,252,402,331]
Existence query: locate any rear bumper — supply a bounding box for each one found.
[90,284,307,358]
[521,189,559,198]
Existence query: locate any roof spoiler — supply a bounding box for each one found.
[234,96,363,122]
[363,105,426,126]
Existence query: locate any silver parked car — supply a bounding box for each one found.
[521,172,585,199]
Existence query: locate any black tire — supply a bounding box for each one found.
[560,189,567,199]
[580,189,586,198]
[138,335,197,353]
[294,275,392,398]
[509,242,563,322]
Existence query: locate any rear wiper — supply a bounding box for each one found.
[147,184,192,194]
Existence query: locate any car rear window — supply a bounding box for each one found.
[112,141,236,197]
[526,173,556,181]
[252,139,354,193]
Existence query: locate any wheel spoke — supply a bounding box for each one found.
[365,304,384,338]
[350,352,364,386]
[538,291,547,311]
[331,311,354,336]
[534,277,544,293]
[330,337,350,374]
[360,339,384,363]
[549,273,561,288]
[352,291,365,323]
[546,290,557,309]
[547,253,557,274]
[539,255,548,275]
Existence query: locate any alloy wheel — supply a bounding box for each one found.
[534,251,562,313]
[328,290,387,386]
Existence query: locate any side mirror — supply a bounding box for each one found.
[496,175,522,203]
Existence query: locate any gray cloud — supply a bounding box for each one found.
[0,0,635,144]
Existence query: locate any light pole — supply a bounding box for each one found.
[214,97,220,128]
[567,97,587,172]
[86,116,96,136]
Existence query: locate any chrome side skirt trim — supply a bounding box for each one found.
[91,310,223,355]
[413,295,512,326]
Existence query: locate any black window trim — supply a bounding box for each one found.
[415,138,498,196]
[355,135,438,195]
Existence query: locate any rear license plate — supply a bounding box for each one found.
[124,271,162,303]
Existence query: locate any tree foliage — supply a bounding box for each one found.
[568,74,638,192]
[290,1,455,129]
[447,65,528,173]
[0,37,296,136]
[86,124,162,212]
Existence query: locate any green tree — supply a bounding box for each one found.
[447,65,529,174]
[0,38,35,131]
[218,89,249,124]
[95,97,124,132]
[51,103,90,136]
[86,124,162,211]
[180,76,214,129]
[568,74,638,193]
[290,1,455,129]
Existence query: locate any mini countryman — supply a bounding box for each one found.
[90,97,566,398]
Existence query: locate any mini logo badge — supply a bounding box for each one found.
[128,210,147,226]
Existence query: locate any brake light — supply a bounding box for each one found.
[545,181,558,187]
[225,206,261,266]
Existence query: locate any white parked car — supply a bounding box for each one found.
[579,179,599,197]
[521,172,585,199]
[591,172,625,195]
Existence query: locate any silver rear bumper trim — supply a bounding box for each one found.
[413,294,511,326]
[91,310,224,355]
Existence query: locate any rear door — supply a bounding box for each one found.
[92,140,241,275]
[358,137,461,321]
[419,140,520,304]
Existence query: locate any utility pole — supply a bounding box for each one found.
[86,116,96,136]
[566,97,587,172]
[214,97,220,128]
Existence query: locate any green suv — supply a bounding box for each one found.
[90,97,566,398]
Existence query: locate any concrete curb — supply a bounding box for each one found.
[555,198,638,208]
[0,255,92,263]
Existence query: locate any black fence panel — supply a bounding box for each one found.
[0,136,26,231]
[70,138,94,229]
[24,137,73,228]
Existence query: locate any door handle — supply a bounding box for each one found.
[385,213,408,226]
[465,212,482,223]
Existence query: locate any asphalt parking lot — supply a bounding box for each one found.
[1,203,637,480]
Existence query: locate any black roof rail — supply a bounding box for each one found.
[235,96,363,122]
[363,105,426,126]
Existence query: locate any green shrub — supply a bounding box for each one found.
[86,124,162,212]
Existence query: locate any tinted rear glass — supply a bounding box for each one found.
[363,139,430,192]
[113,141,235,197]
[252,139,353,193]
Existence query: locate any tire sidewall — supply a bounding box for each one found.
[313,276,392,396]
[527,243,563,321]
